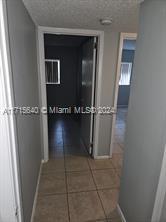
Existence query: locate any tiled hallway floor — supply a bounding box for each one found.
[34,116,122,222]
[113,108,127,155]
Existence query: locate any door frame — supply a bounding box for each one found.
[37,26,104,161]
[0,1,23,221]
[109,32,137,157]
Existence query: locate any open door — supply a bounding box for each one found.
[81,37,97,155]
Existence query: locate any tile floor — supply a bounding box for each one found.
[113,108,127,154]
[34,112,126,222]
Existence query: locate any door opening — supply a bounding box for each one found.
[43,34,98,159]
[37,27,104,162]
[109,32,137,168]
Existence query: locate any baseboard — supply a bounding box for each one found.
[117,204,127,222]
[93,155,110,159]
[30,160,43,222]
[42,158,48,163]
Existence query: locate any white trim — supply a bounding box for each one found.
[38,26,104,37]
[37,29,49,161]
[117,204,127,222]
[109,32,137,157]
[151,144,166,222]
[90,32,104,158]
[30,161,43,222]
[89,37,97,149]
[45,59,60,84]
[41,159,46,164]
[0,1,23,221]
[37,26,104,161]
[93,155,110,160]
[45,59,59,62]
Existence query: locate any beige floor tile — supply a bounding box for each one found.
[67,170,95,193]
[34,194,69,222]
[118,143,124,149]
[107,217,122,222]
[112,143,123,154]
[42,159,65,173]
[92,220,107,222]
[68,191,105,222]
[92,169,120,189]
[65,156,89,172]
[88,158,114,170]
[111,154,123,169]
[38,172,66,195]
[98,189,119,219]
[116,168,122,178]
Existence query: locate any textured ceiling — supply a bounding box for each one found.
[23,0,144,32]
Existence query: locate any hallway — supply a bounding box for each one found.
[34,116,122,222]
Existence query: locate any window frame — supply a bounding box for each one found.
[119,62,132,86]
[45,59,60,84]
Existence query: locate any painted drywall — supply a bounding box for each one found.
[6,0,41,221]
[97,31,120,155]
[160,193,166,222]
[119,0,166,221]
[45,45,80,109]
[117,49,135,107]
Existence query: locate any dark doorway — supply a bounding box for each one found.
[44,34,97,158]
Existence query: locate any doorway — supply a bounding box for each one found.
[110,33,137,170]
[38,27,104,162]
[44,34,96,158]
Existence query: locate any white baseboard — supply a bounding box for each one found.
[93,155,110,159]
[30,160,43,222]
[117,204,127,222]
[42,158,47,163]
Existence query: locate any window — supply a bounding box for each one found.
[45,60,60,84]
[119,62,132,85]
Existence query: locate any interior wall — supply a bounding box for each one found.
[117,49,135,107]
[45,45,80,110]
[97,30,120,156]
[160,193,166,222]
[6,0,41,221]
[119,0,166,221]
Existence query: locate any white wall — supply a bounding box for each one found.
[0,93,17,222]
[6,0,41,221]
[119,0,166,221]
[97,30,120,155]
[160,194,166,222]
[0,2,18,220]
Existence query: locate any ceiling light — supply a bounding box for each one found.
[100,19,112,26]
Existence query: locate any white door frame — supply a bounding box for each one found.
[37,26,104,161]
[109,32,137,157]
[0,1,23,221]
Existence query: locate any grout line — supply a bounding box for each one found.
[48,119,121,221]
[37,187,120,198]
[87,159,107,220]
